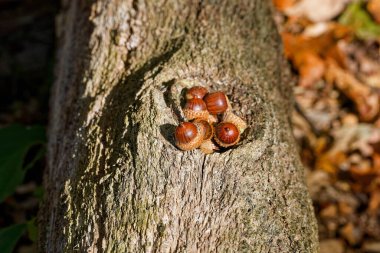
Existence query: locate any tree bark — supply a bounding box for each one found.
[41,0,319,252]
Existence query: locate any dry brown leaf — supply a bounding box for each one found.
[368,189,380,215]
[294,50,326,87]
[338,201,355,215]
[306,170,331,199]
[329,123,380,156]
[363,72,380,88]
[340,222,363,246]
[282,32,331,86]
[315,136,329,155]
[273,0,296,11]
[325,40,349,69]
[362,241,380,253]
[374,153,380,173]
[316,152,346,175]
[320,239,345,253]
[282,31,336,57]
[303,22,330,37]
[320,204,338,218]
[368,0,380,24]
[285,0,350,22]
[325,60,380,121]
[282,26,352,87]
[350,163,373,176]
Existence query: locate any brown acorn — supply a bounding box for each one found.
[214,122,240,148]
[186,86,208,100]
[193,119,213,140]
[222,111,247,134]
[175,122,203,150]
[203,92,228,114]
[193,119,218,154]
[183,98,209,120]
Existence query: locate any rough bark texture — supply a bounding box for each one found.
[41,0,319,252]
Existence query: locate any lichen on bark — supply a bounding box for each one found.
[41,0,319,252]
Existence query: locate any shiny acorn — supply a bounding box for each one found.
[186,86,208,100]
[175,122,203,150]
[214,122,240,148]
[222,111,247,134]
[183,98,209,120]
[203,91,228,115]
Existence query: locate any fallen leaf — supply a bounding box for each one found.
[325,40,350,69]
[373,153,380,174]
[338,201,355,215]
[320,239,345,253]
[368,0,380,24]
[316,152,346,175]
[350,163,373,176]
[285,0,350,22]
[340,222,363,246]
[320,204,338,218]
[362,241,380,252]
[368,189,380,215]
[273,0,296,11]
[303,22,330,37]
[294,50,326,87]
[282,26,350,58]
[329,123,380,156]
[325,60,379,121]
[306,170,331,199]
[362,72,380,88]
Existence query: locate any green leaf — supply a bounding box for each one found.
[33,185,44,200]
[339,1,380,40]
[0,223,26,253]
[0,125,46,202]
[26,218,38,242]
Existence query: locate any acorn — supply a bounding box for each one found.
[183,98,209,120]
[175,122,203,150]
[214,122,240,148]
[193,119,213,140]
[186,86,208,100]
[203,91,228,114]
[193,119,218,154]
[222,111,247,134]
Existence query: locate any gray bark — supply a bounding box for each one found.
[40,0,319,252]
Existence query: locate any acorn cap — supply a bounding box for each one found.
[183,98,209,120]
[222,111,247,134]
[175,122,204,151]
[214,122,240,148]
[199,139,218,154]
[207,114,218,124]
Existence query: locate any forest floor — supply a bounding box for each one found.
[0,0,379,252]
[274,0,380,252]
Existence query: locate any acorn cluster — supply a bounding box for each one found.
[174,86,247,154]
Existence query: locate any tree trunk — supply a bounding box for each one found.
[40,0,319,252]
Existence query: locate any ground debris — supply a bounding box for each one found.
[274,0,380,250]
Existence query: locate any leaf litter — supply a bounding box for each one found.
[274,0,380,252]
